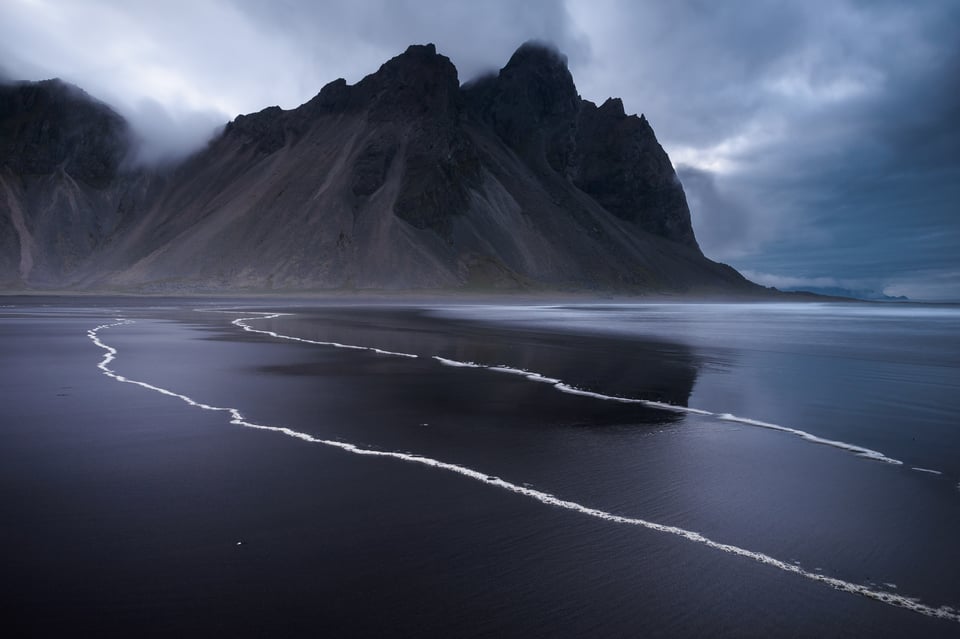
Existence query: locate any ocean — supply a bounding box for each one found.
[1,298,958,637]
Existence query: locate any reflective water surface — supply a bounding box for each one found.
[2,298,958,637]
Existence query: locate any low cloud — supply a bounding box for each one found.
[120,98,225,166]
[739,270,859,291]
[883,271,960,302]
[568,0,959,298]
[676,165,771,261]
[739,269,960,302]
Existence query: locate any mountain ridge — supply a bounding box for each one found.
[0,42,760,294]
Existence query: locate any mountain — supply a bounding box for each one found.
[0,79,134,288]
[0,42,760,294]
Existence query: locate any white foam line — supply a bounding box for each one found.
[714,414,904,466]
[212,313,913,470]
[227,313,418,358]
[433,357,484,368]
[432,356,903,465]
[89,318,960,625]
[911,467,943,475]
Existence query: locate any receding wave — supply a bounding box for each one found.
[218,311,418,358]
[88,317,960,625]
[221,312,932,471]
[433,357,903,465]
[225,312,907,468]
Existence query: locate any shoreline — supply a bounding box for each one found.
[0,287,928,305]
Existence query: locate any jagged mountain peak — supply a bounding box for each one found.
[503,41,570,73]
[599,97,625,116]
[460,41,581,173]
[365,43,458,86]
[494,40,579,118]
[358,42,461,122]
[0,76,129,187]
[230,42,462,145]
[389,43,440,64]
[0,44,755,294]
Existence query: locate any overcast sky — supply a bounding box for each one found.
[2,0,957,299]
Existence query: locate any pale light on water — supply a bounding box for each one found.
[428,302,960,475]
[3,299,960,637]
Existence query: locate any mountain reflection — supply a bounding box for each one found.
[253,306,702,429]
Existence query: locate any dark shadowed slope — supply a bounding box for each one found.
[1,43,759,294]
[0,79,139,288]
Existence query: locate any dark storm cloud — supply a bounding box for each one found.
[567,0,960,298]
[676,166,767,259]
[1,0,957,297]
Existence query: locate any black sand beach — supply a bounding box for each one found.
[2,298,959,637]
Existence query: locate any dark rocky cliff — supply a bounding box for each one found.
[0,78,129,187]
[0,79,142,287]
[463,43,698,248]
[0,43,757,294]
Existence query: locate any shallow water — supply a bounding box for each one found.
[2,298,958,637]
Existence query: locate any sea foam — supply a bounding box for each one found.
[88,316,960,625]
[225,311,418,358]
[228,312,912,468]
[432,357,902,465]
[228,312,950,473]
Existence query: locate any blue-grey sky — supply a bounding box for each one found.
[2,0,957,299]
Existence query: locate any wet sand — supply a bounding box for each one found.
[1,298,958,637]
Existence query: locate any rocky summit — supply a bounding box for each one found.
[0,42,758,294]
